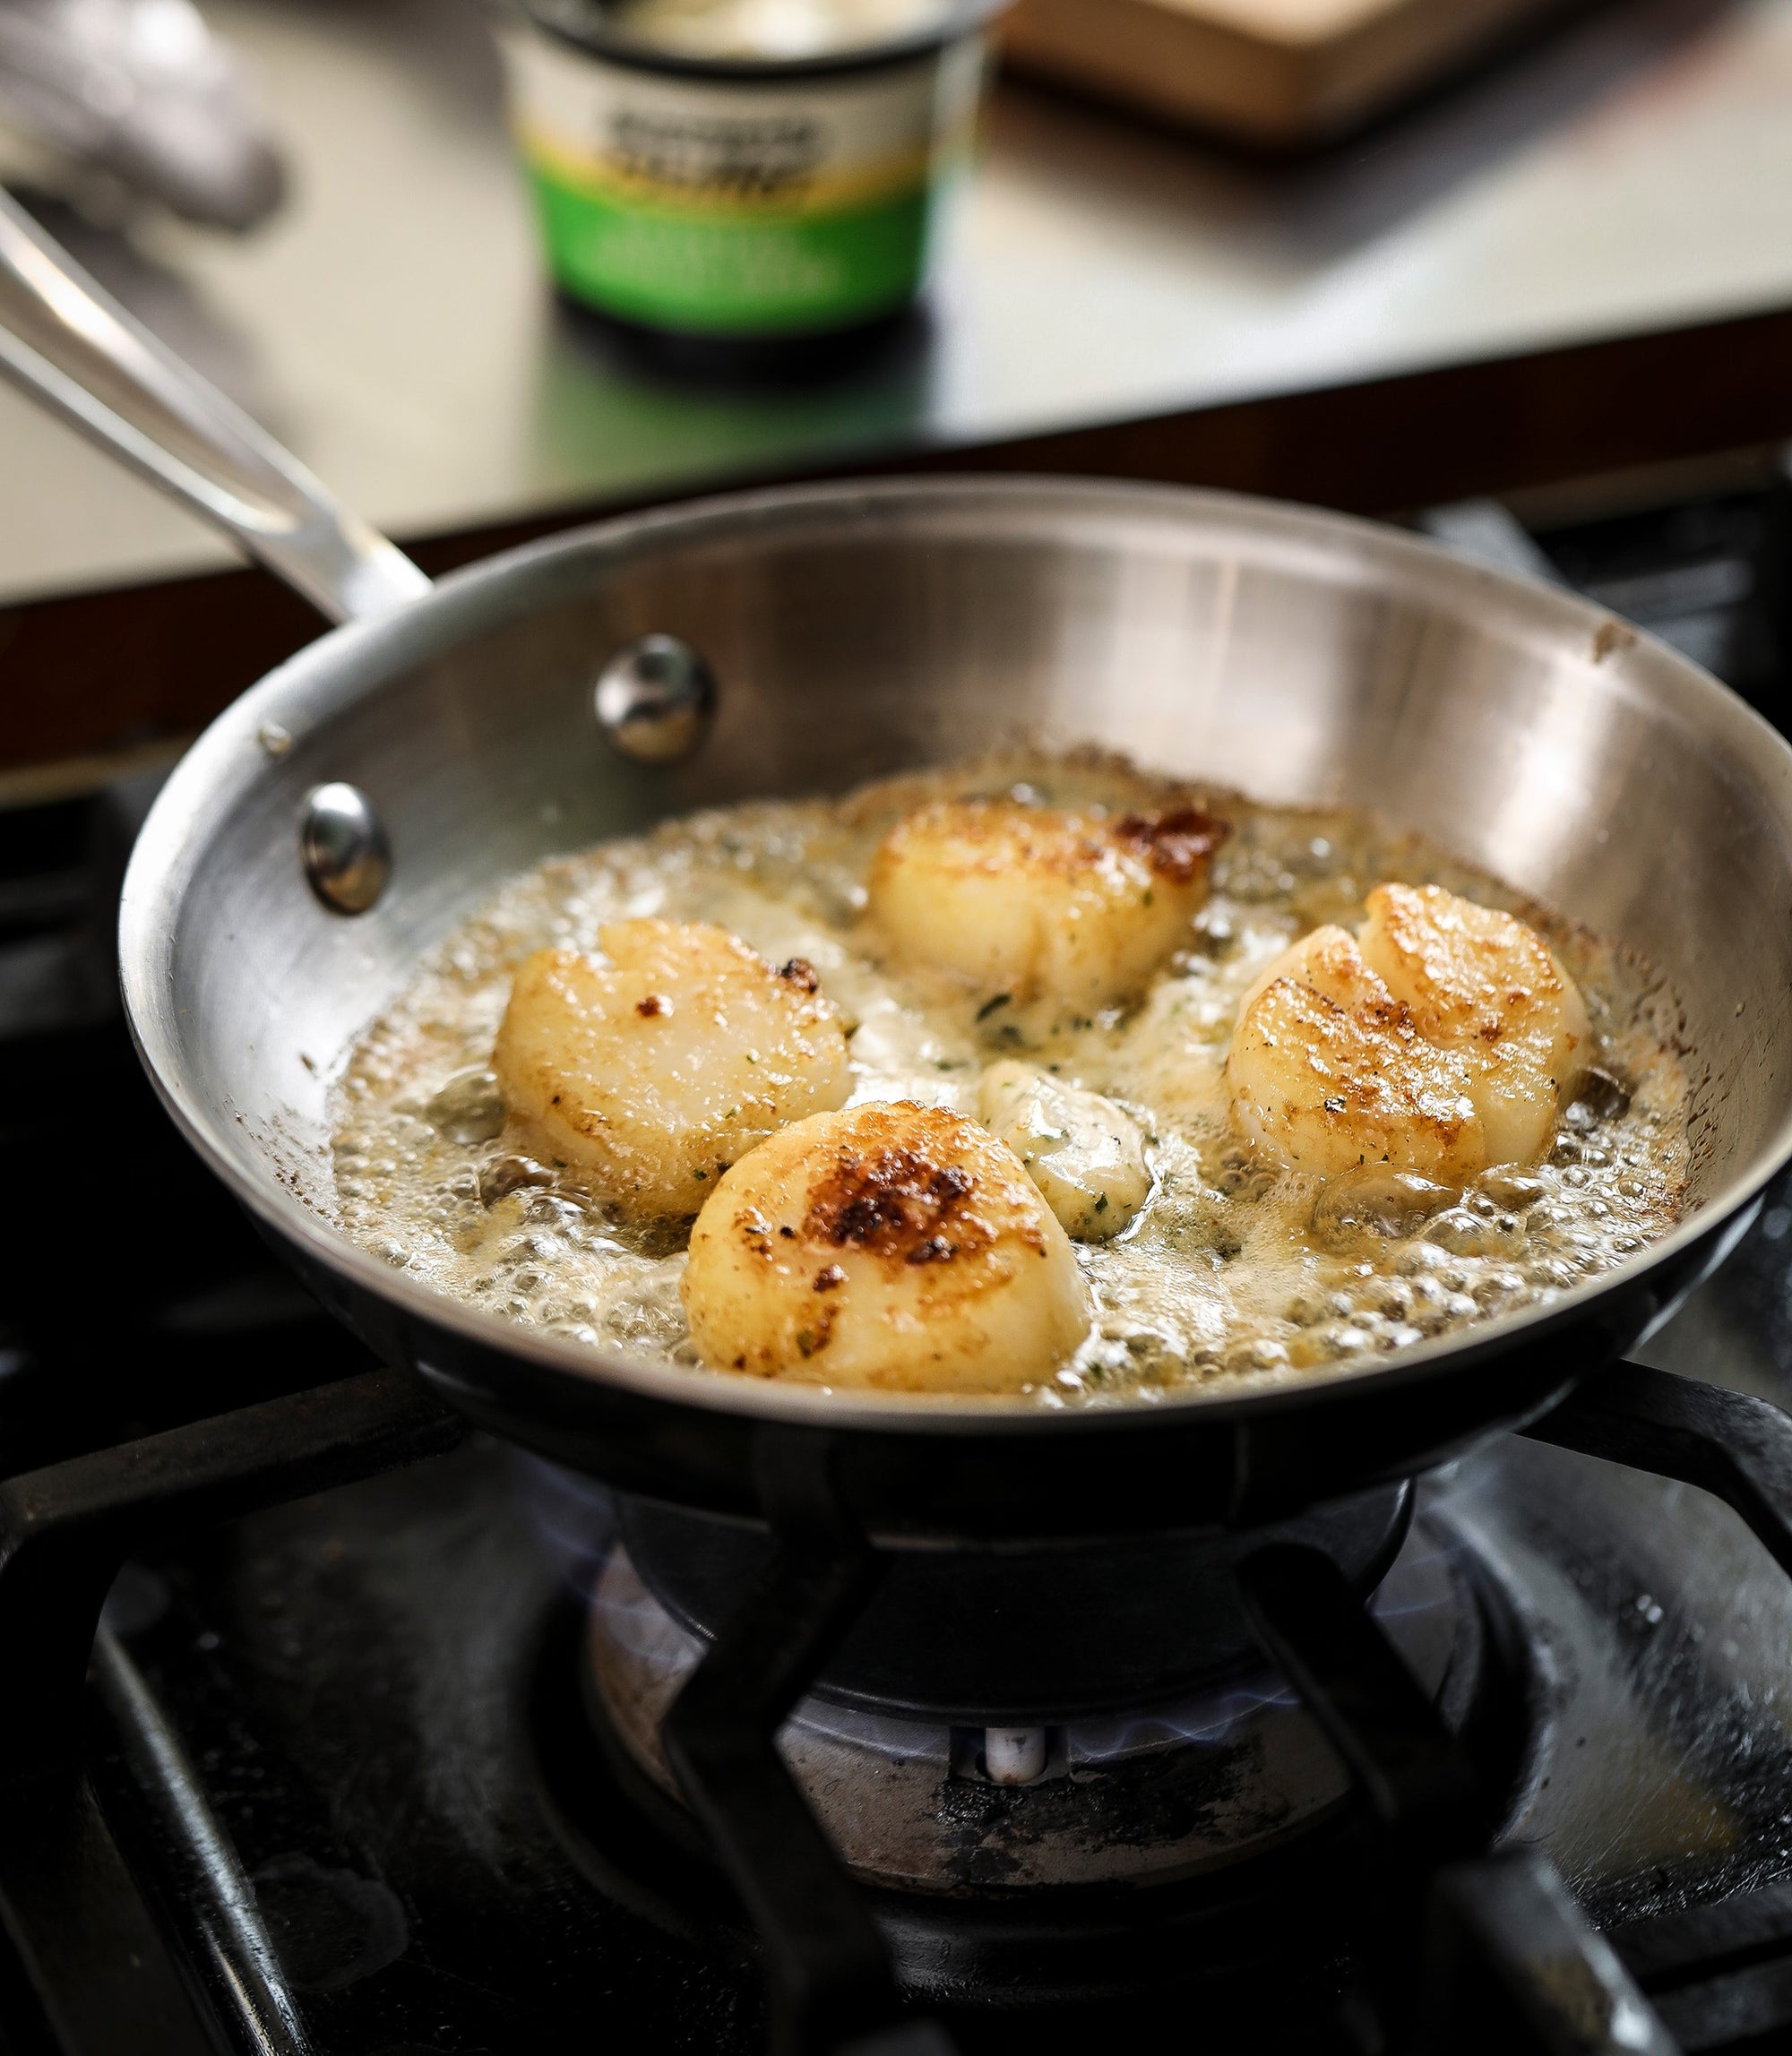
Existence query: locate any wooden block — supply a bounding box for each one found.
[1000,0,1581,145]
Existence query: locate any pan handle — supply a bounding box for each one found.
[0,188,430,624]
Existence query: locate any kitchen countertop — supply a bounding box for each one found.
[4,0,1792,611]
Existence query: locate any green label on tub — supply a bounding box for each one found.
[526,171,933,331]
[502,28,982,334]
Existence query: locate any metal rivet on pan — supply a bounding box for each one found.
[301,782,391,915]
[594,633,717,766]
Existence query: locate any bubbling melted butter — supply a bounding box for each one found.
[330,753,1690,1405]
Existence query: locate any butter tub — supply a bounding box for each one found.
[499,0,1001,349]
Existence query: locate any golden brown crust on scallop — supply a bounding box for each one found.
[1231,941,1486,1180]
[1359,884,1563,1045]
[680,1102,1090,1392]
[865,798,1220,1014]
[492,919,850,1217]
[1111,806,1227,884]
[1358,884,1590,1166]
[805,1146,995,1267]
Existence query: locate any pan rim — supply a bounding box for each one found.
[119,472,1792,1437]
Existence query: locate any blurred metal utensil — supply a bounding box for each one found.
[0,185,426,618]
[0,0,284,231]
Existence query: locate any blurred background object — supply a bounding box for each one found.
[0,0,284,229]
[1000,0,1587,145]
[495,0,998,373]
[4,0,1792,788]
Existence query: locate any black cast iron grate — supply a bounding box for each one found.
[6,1357,1792,2052]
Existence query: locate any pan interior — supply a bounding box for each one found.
[121,479,1792,1406]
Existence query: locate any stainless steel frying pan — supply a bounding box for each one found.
[6,191,1791,1544]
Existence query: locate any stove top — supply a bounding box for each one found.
[5,467,1792,2056]
[43,1278,1792,2056]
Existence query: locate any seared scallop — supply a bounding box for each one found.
[866,798,1222,1017]
[491,918,850,1217]
[977,1061,1150,1240]
[1357,883,1589,1166]
[1226,926,1486,1182]
[680,1101,1090,1392]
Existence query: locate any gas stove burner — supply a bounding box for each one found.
[574,1503,1527,1896]
[613,1486,1416,1724]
